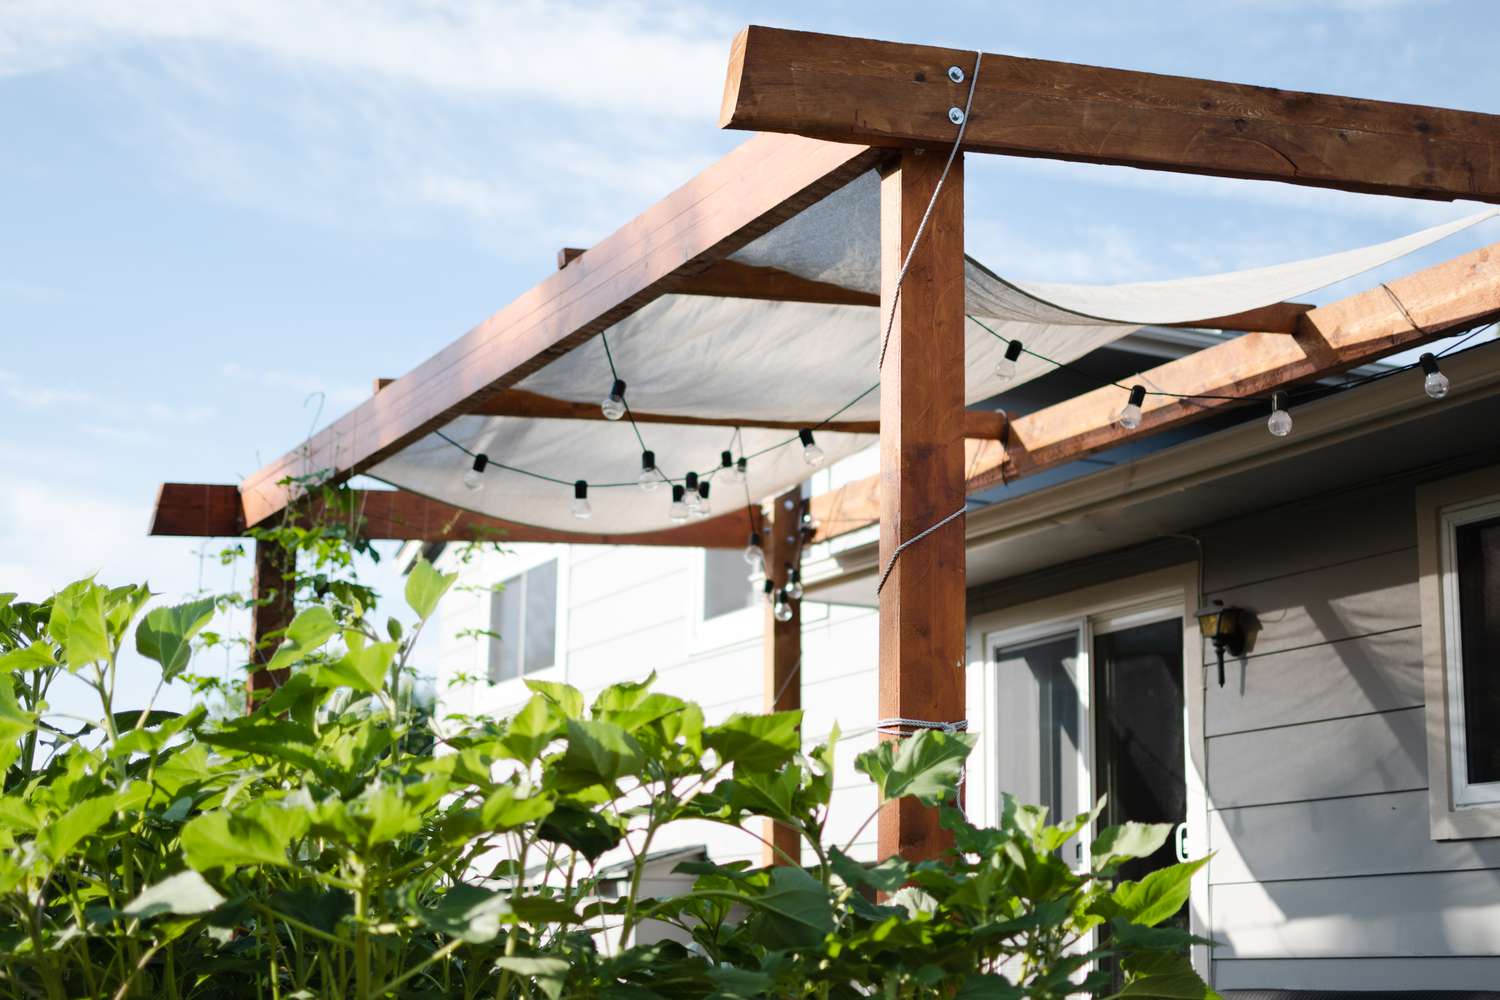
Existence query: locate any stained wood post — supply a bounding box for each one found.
[877,149,967,862]
[248,539,295,710]
[762,488,803,866]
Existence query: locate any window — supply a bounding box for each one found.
[1418,469,1500,839]
[702,549,756,620]
[488,559,558,683]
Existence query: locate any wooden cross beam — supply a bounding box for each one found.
[721,26,1500,204]
[808,240,1500,539]
[150,483,749,548]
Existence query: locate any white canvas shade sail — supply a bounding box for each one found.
[370,169,1495,535]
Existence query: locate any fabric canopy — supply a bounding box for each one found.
[369,169,1495,535]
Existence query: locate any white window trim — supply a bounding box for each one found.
[1417,466,1500,839]
[965,564,1210,981]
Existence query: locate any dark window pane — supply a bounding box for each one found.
[488,580,522,683]
[703,548,755,620]
[1093,618,1185,883]
[523,560,558,675]
[1454,517,1500,783]
[993,633,1081,834]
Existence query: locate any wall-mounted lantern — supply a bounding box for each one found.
[1195,600,1248,688]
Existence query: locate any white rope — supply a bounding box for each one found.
[876,51,983,372]
[875,717,968,736]
[874,505,968,594]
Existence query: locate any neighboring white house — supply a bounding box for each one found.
[417,332,1500,994]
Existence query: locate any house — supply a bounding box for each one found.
[416,322,1500,992]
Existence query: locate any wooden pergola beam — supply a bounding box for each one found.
[808,240,1500,539]
[560,249,878,308]
[151,483,749,548]
[372,383,1009,439]
[721,26,1500,204]
[238,134,883,528]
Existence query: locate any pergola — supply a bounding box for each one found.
[151,26,1500,865]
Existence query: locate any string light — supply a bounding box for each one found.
[798,428,825,467]
[1267,391,1293,437]
[571,480,592,519]
[463,453,489,491]
[669,485,689,523]
[1117,385,1146,430]
[637,450,660,491]
[786,567,805,601]
[600,378,627,421]
[994,339,1023,381]
[743,532,764,569]
[773,590,794,622]
[1420,353,1451,399]
[684,471,701,511]
[694,481,711,518]
[736,457,748,480]
[718,450,744,484]
[762,578,775,606]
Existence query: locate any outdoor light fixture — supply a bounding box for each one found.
[1196,600,1248,688]
[600,378,627,421]
[571,481,592,520]
[637,450,659,492]
[743,532,764,569]
[995,339,1024,381]
[1267,391,1293,437]
[719,450,743,484]
[1420,352,1451,399]
[668,485,689,523]
[773,590,795,622]
[463,453,489,491]
[799,428,825,466]
[684,472,700,510]
[694,481,711,518]
[736,456,749,480]
[786,566,805,601]
[1117,385,1146,430]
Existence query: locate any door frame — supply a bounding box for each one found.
[964,563,1212,981]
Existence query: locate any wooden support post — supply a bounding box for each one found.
[248,540,295,709]
[762,487,803,866]
[877,150,968,863]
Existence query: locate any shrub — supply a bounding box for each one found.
[0,564,1216,999]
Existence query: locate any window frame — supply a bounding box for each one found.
[1417,466,1500,839]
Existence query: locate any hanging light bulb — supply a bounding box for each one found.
[1117,385,1146,430]
[571,480,592,519]
[798,428,825,466]
[762,579,776,606]
[600,378,627,421]
[736,457,748,481]
[668,485,690,523]
[684,471,701,511]
[637,450,660,491]
[773,590,795,622]
[1420,353,1451,399]
[693,481,711,518]
[995,339,1024,382]
[718,450,743,484]
[1267,391,1293,437]
[463,453,489,491]
[786,567,805,601]
[743,532,764,568]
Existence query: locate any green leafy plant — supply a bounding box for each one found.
[0,555,1217,999]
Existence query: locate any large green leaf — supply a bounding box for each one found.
[265,605,339,673]
[1091,822,1173,871]
[563,718,644,783]
[135,598,216,680]
[703,710,802,770]
[1115,953,1221,999]
[419,885,513,943]
[499,695,557,762]
[525,679,584,719]
[954,974,1023,1000]
[0,676,36,743]
[47,578,110,668]
[0,643,55,673]
[181,800,310,872]
[750,865,833,946]
[1113,857,1208,927]
[405,558,457,622]
[120,870,225,920]
[536,802,625,861]
[40,793,118,861]
[493,956,570,1000]
[856,729,975,804]
[314,640,398,693]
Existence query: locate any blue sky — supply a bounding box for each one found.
[3,0,1498,708]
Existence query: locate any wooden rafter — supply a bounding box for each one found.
[238,134,883,528]
[808,240,1500,539]
[721,26,1500,204]
[152,483,749,548]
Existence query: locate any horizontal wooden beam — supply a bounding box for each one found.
[721,26,1500,203]
[375,384,1009,439]
[1166,301,1313,335]
[560,248,878,308]
[152,483,749,548]
[238,134,883,528]
[810,240,1500,539]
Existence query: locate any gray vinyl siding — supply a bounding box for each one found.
[1196,477,1500,988]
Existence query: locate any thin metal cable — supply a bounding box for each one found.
[874,505,967,595]
[875,717,968,735]
[877,51,983,372]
